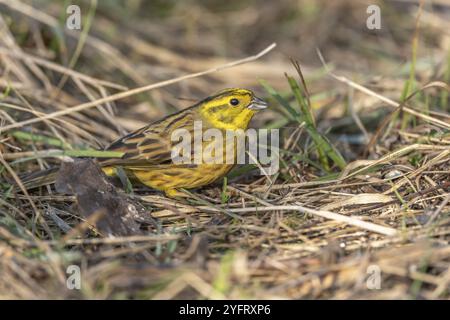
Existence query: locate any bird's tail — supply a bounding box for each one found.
[17,167,59,190]
[17,165,117,191]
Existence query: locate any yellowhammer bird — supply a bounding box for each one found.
[22,88,267,198]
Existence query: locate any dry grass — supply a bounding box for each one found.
[0,0,449,299]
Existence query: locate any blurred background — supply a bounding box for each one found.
[2,0,449,139]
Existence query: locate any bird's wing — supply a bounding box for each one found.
[100,109,196,167]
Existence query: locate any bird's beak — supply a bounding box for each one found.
[247,96,268,110]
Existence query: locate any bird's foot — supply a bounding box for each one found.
[164,188,190,199]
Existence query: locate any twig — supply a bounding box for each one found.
[203,203,398,236]
[425,193,450,227]
[316,49,450,130]
[0,48,127,90]
[1,43,277,131]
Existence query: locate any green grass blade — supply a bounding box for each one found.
[286,75,346,170]
[11,131,71,149]
[259,79,302,122]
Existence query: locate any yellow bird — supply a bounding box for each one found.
[22,88,267,197]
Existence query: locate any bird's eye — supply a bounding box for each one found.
[230,98,239,106]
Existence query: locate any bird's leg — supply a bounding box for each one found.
[164,188,190,198]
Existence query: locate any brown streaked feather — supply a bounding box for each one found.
[100,108,197,167]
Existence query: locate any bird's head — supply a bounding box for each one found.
[199,88,267,130]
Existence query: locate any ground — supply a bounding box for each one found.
[0,0,449,299]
